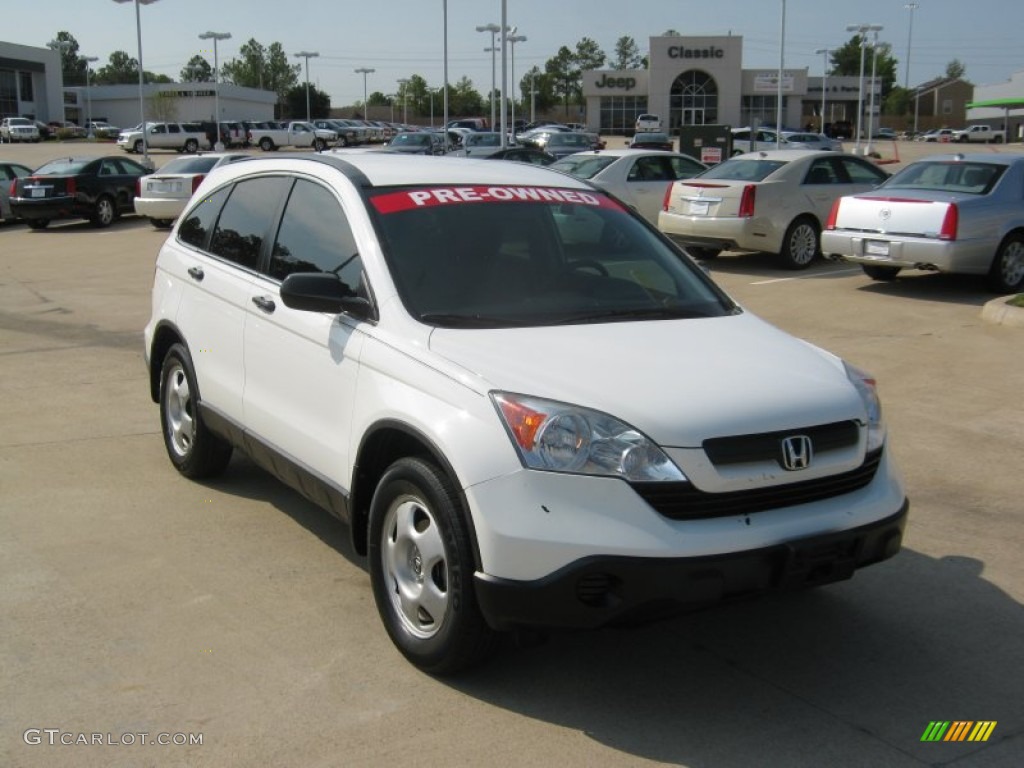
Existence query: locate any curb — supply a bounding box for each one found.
[981,296,1024,328]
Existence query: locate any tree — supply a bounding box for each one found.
[574,37,607,72]
[882,86,912,116]
[546,46,580,117]
[612,36,642,70]
[520,66,556,116]
[180,56,213,82]
[945,59,966,79]
[829,35,899,100]
[448,77,484,117]
[221,39,300,115]
[147,92,180,122]
[94,50,139,85]
[285,84,330,120]
[367,91,390,107]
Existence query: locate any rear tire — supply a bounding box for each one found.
[987,234,1024,293]
[259,137,274,151]
[133,139,143,154]
[27,219,50,230]
[779,217,820,269]
[159,343,232,479]
[150,218,173,229]
[861,264,902,281]
[688,247,721,260]
[368,457,497,675]
[184,138,198,153]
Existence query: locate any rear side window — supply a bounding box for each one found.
[178,185,231,250]
[209,177,290,269]
[267,179,361,286]
[839,157,888,185]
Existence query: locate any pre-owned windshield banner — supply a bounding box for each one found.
[370,186,623,214]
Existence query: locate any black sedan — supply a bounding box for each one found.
[9,155,149,229]
[629,132,674,151]
[384,132,447,155]
[484,148,557,166]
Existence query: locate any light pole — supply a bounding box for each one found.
[500,1,508,148]
[355,67,375,117]
[476,23,501,130]
[776,0,786,147]
[113,0,159,168]
[198,31,230,149]
[814,48,830,134]
[442,0,449,133]
[530,71,536,125]
[905,2,920,135]
[293,51,319,122]
[846,23,883,154]
[397,78,410,124]
[866,29,883,153]
[506,32,526,137]
[84,56,99,133]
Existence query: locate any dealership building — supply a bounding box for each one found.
[0,41,65,122]
[583,34,876,135]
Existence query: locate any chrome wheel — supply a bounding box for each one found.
[163,360,194,458]
[93,197,115,228]
[380,493,449,640]
[994,239,1024,292]
[781,218,819,269]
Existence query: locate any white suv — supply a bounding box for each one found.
[145,154,908,673]
[635,114,662,133]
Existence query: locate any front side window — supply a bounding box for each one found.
[268,179,362,288]
[839,157,889,185]
[178,185,231,250]
[209,177,290,269]
[370,185,733,327]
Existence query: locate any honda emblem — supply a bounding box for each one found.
[781,435,813,471]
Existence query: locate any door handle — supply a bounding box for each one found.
[187,266,204,281]
[251,295,276,313]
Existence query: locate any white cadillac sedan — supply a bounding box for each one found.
[133,152,248,228]
[144,153,907,673]
[821,153,1024,293]
[550,148,707,225]
[659,150,890,268]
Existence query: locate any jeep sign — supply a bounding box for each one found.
[594,74,637,90]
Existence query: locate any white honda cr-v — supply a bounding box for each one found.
[144,153,908,674]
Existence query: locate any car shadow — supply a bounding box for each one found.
[855,271,995,306]
[694,250,855,279]
[25,216,158,234]
[198,457,1021,766]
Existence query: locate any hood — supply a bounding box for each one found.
[428,313,864,447]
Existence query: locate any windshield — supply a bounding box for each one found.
[697,158,787,182]
[550,155,616,179]
[158,156,222,174]
[33,159,91,175]
[882,161,1006,195]
[369,185,733,328]
[392,134,429,146]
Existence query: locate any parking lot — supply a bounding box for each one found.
[2,137,1022,767]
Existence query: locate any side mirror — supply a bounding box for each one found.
[280,272,374,320]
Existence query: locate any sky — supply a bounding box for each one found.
[4,0,1023,107]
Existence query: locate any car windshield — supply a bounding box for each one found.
[548,134,591,147]
[33,159,91,175]
[636,133,670,142]
[368,185,733,328]
[882,161,1006,195]
[550,155,617,179]
[697,158,787,182]
[392,133,429,146]
[158,156,222,174]
[9,118,33,126]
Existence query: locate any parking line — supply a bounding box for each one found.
[751,268,860,285]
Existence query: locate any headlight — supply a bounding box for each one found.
[491,392,686,482]
[844,362,886,452]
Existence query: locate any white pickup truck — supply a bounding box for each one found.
[116,122,211,154]
[249,121,337,151]
[953,125,1006,144]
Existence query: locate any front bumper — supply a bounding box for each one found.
[475,499,908,631]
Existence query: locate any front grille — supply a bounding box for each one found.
[703,420,859,466]
[632,449,883,521]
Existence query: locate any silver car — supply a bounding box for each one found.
[551,149,707,225]
[821,153,1024,293]
[0,161,34,223]
[134,153,248,228]
[782,132,843,151]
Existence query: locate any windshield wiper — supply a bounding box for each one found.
[550,307,713,325]
[418,313,531,328]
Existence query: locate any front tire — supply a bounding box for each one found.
[313,137,326,152]
[133,139,144,154]
[688,247,721,260]
[987,234,1024,293]
[27,219,50,230]
[368,457,496,675]
[158,343,232,479]
[779,216,820,269]
[259,137,274,152]
[184,138,198,153]
[862,264,902,281]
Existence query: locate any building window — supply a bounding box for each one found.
[669,70,718,131]
[741,95,789,128]
[19,72,34,102]
[0,70,17,116]
[941,99,952,115]
[598,95,649,135]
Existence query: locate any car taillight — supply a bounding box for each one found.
[738,184,756,218]
[825,199,841,230]
[939,203,958,240]
[136,178,141,197]
[192,174,206,194]
[66,178,76,196]
[8,179,15,197]
[662,182,674,212]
